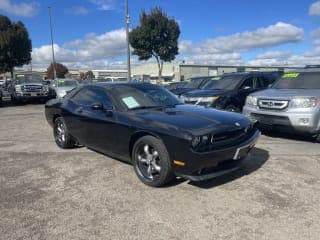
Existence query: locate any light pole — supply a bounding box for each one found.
[48,6,57,79]
[125,0,131,81]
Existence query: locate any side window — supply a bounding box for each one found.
[240,77,254,89]
[256,76,270,88]
[71,88,112,107]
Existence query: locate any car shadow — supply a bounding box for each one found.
[187,147,269,189]
[261,130,318,143]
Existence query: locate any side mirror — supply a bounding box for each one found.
[91,103,113,116]
[91,102,104,110]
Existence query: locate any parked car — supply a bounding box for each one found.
[45,83,260,187]
[0,79,12,105]
[49,78,79,99]
[10,74,49,103]
[170,76,214,96]
[243,70,320,141]
[181,72,279,112]
[164,81,188,91]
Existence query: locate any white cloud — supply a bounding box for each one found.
[0,0,39,17]
[64,6,89,16]
[90,0,114,11]
[311,28,320,37]
[31,28,127,70]
[181,22,303,56]
[255,51,292,60]
[309,1,320,16]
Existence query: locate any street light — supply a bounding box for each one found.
[48,6,56,79]
[125,0,131,81]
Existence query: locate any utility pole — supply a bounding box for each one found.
[48,6,57,79]
[125,0,131,81]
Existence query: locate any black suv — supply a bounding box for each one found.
[170,76,214,96]
[181,72,281,112]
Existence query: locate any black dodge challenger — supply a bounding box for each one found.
[45,83,260,187]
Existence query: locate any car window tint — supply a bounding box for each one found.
[256,76,270,88]
[71,88,112,107]
[240,77,254,89]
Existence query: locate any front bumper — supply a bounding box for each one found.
[15,92,49,99]
[170,129,260,180]
[243,105,320,134]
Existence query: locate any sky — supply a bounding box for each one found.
[1,0,320,70]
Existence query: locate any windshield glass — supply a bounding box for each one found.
[17,74,43,84]
[200,76,221,89]
[184,78,207,88]
[57,79,78,87]
[272,72,320,89]
[109,85,182,110]
[202,75,243,90]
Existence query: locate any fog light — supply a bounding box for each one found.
[173,160,185,166]
[299,118,309,125]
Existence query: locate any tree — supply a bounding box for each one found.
[47,62,68,79]
[129,7,180,83]
[0,15,32,78]
[84,70,94,79]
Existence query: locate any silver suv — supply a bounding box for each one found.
[243,70,320,141]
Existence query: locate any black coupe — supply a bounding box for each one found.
[45,83,260,187]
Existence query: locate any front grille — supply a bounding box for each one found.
[258,99,289,110]
[24,85,42,93]
[195,125,255,152]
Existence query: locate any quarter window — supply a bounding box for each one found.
[71,87,112,107]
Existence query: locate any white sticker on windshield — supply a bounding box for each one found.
[122,96,140,109]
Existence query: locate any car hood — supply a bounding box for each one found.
[55,86,76,92]
[132,104,251,136]
[19,83,43,86]
[171,88,197,96]
[182,89,228,97]
[250,88,320,99]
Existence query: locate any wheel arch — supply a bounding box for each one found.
[129,131,160,159]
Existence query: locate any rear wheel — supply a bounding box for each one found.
[225,104,240,113]
[54,117,75,148]
[132,136,174,187]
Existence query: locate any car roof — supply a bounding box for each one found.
[85,82,159,90]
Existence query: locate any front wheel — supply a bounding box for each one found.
[53,117,76,149]
[132,136,174,187]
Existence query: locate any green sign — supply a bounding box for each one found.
[282,72,300,78]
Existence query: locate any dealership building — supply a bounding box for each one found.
[2,64,300,81]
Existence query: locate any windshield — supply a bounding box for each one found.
[184,78,207,88]
[202,75,243,90]
[57,79,78,87]
[109,85,183,110]
[272,72,320,89]
[200,76,222,89]
[17,74,43,84]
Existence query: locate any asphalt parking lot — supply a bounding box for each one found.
[0,103,320,240]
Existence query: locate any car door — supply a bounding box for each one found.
[63,88,91,145]
[238,76,256,107]
[79,87,118,155]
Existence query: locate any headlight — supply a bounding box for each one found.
[291,97,318,108]
[246,96,257,106]
[191,134,211,149]
[15,85,23,92]
[42,85,49,92]
[57,91,66,98]
[198,96,220,104]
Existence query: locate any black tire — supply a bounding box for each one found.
[132,136,174,187]
[53,117,76,149]
[225,104,240,113]
[315,134,320,143]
